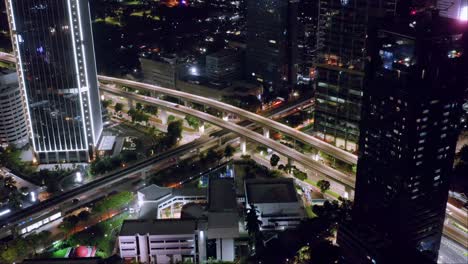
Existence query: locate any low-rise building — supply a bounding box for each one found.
[206,49,242,81]
[139,53,183,89]
[245,178,304,230]
[121,177,240,264]
[119,219,203,264]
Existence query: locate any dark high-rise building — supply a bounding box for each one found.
[5,0,103,163]
[313,0,398,152]
[338,12,467,263]
[246,0,298,99]
[297,0,319,83]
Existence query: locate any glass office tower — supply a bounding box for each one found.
[5,0,102,163]
[246,0,298,98]
[313,0,398,152]
[337,12,467,263]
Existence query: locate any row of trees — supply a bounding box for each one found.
[60,191,134,234]
[90,151,138,175]
[0,230,52,263]
[245,196,352,263]
[269,153,331,193]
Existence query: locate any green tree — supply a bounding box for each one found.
[136,102,143,111]
[144,105,158,115]
[78,210,91,223]
[4,176,16,190]
[8,191,23,209]
[61,215,80,233]
[293,168,307,181]
[127,108,137,123]
[317,180,331,194]
[167,115,176,123]
[114,102,124,113]
[102,99,113,108]
[245,204,263,255]
[205,149,222,164]
[0,239,29,263]
[268,170,282,178]
[224,145,235,160]
[19,186,29,196]
[185,115,200,129]
[312,197,353,230]
[270,154,280,167]
[93,191,134,217]
[166,120,183,146]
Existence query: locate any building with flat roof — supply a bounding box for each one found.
[119,219,202,264]
[206,49,242,81]
[137,184,206,219]
[245,178,303,230]
[0,71,28,148]
[122,177,241,263]
[139,53,183,89]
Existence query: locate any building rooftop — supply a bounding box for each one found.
[120,219,197,236]
[245,178,298,204]
[208,177,237,212]
[138,184,172,201]
[98,136,116,151]
[206,48,241,59]
[207,212,239,229]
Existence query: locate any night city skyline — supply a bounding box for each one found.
[0,1,466,264]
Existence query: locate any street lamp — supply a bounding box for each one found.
[189,66,198,76]
[75,172,83,183]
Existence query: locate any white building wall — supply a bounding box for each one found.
[138,234,149,263]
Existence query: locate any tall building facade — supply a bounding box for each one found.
[437,0,468,20]
[313,0,398,152]
[0,71,29,148]
[5,0,103,163]
[246,0,298,99]
[338,12,467,263]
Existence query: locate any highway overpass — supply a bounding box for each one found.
[101,84,356,191]
[0,51,356,166]
[99,76,358,165]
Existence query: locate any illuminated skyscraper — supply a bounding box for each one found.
[5,0,102,163]
[338,12,467,263]
[246,0,298,98]
[437,0,468,20]
[313,0,398,152]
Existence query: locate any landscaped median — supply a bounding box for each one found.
[304,179,341,199]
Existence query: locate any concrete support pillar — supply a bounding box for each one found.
[287,157,293,166]
[160,109,168,125]
[198,231,207,263]
[240,137,247,155]
[170,204,174,218]
[344,185,353,200]
[150,91,157,98]
[127,98,134,109]
[216,238,222,260]
[199,122,205,134]
[222,112,229,121]
[263,127,270,138]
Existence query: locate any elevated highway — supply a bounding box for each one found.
[101,85,356,189]
[99,76,358,165]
